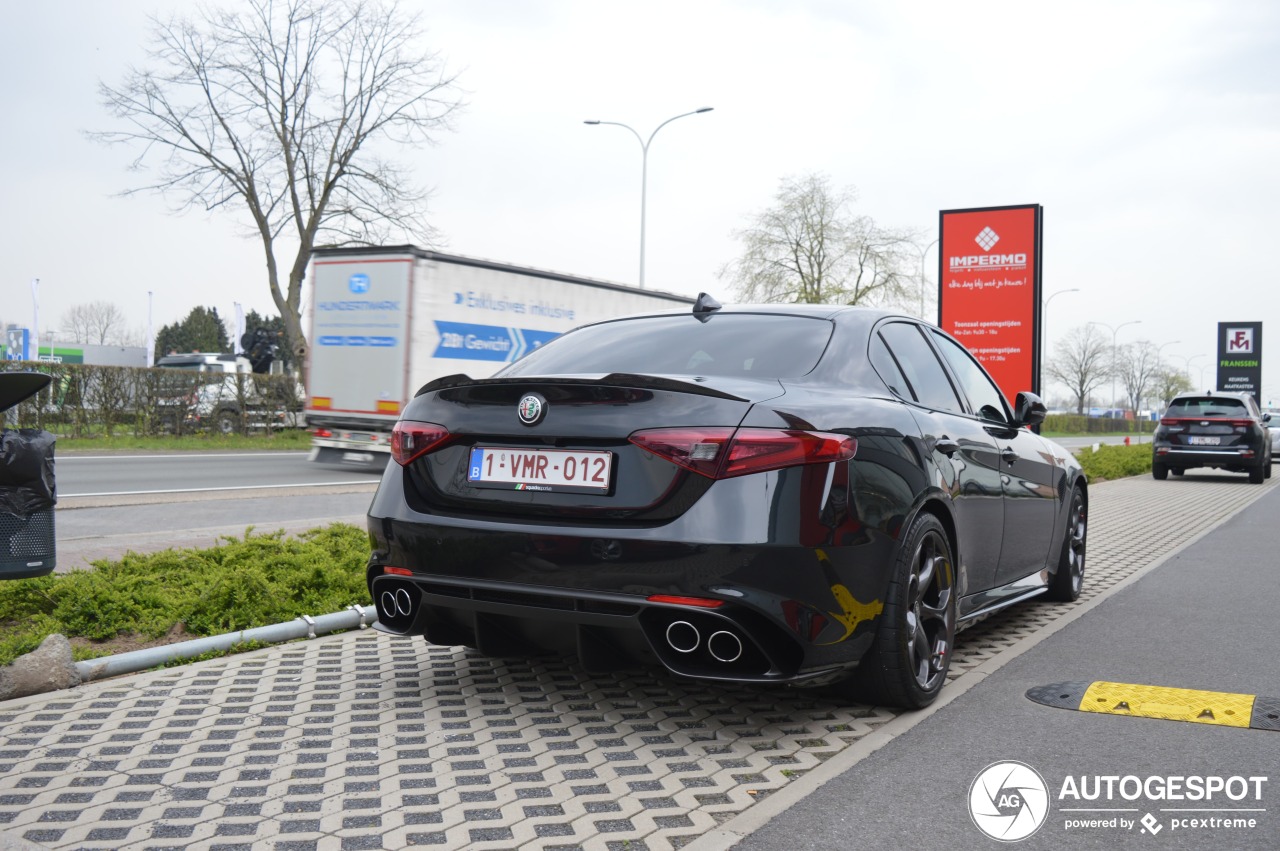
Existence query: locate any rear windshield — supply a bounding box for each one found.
[1165,397,1249,418]
[498,314,833,380]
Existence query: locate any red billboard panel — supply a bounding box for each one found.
[938,204,1043,403]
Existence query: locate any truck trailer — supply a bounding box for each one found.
[305,246,694,465]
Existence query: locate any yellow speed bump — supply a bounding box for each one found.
[1027,681,1280,732]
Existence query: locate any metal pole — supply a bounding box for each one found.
[1088,319,1140,412]
[585,108,713,288]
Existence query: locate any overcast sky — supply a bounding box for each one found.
[4,1,1278,404]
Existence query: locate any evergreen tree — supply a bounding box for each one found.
[154,307,230,361]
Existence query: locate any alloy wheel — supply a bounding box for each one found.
[905,531,954,692]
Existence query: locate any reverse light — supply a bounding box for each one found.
[629,427,856,480]
[391,421,451,466]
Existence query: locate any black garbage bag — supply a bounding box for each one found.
[0,428,56,514]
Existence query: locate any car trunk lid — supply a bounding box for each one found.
[398,373,786,521]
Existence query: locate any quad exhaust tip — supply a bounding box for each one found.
[666,620,700,654]
[380,587,413,619]
[707,630,744,663]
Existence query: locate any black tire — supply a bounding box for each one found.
[1152,461,1168,480]
[850,513,955,709]
[214,409,239,435]
[1249,462,1264,484]
[1266,454,1273,480]
[1044,484,1086,602]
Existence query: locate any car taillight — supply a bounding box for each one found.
[312,428,333,438]
[391,421,451,466]
[628,427,856,480]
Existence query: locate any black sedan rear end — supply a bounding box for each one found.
[1152,393,1272,483]
[367,302,1086,708]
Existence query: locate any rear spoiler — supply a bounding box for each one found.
[417,372,749,402]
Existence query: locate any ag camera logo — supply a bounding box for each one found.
[969,761,1050,842]
[349,273,371,294]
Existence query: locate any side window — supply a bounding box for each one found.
[877,322,962,413]
[930,330,1011,422]
[869,332,915,400]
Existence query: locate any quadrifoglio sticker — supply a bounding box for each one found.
[969,762,1269,841]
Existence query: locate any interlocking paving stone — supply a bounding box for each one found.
[0,474,1272,849]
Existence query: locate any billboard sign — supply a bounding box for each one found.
[4,329,28,361]
[938,204,1044,403]
[1216,321,1262,402]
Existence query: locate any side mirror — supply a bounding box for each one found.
[1015,391,1047,427]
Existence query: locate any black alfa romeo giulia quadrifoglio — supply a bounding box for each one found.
[366,299,1087,709]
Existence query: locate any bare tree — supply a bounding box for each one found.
[1116,340,1164,417]
[1149,366,1193,412]
[1045,324,1113,414]
[62,301,130,346]
[719,173,919,307]
[94,0,463,377]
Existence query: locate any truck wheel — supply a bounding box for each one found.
[215,410,239,435]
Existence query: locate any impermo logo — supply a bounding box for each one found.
[349,273,371,294]
[969,761,1050,842]
[1225,327,1254,354]
[950,226,1027,270]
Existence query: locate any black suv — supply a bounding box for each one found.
[1153,392,1272,483]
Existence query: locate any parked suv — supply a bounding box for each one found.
[1152,392,1272,483]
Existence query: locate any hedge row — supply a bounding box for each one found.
[0,361,303,438]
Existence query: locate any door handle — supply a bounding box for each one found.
[1001,447,1018,465]
[935,436,960,456]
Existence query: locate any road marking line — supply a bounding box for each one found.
[65,481,375,497]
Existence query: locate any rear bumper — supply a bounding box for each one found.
[1154,444,1263,469]
[365,466,900,686]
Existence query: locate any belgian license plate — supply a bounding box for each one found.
[1189,436,1220,446]
[468,447,612,493]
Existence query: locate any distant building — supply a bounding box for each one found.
[4,328,146,367]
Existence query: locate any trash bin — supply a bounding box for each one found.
[0,372,56,579]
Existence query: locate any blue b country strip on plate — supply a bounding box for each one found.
[434,321,560,362]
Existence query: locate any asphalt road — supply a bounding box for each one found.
[708,480,1280,850]
[53,451,382,570]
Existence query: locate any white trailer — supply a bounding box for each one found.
[305,246,693,465]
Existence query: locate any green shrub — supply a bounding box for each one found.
[1075,443,1152,481]
[0,523,369,666]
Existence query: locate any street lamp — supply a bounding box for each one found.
[584,107,714,288]
[1087,319,1141,411]
[1041,288,1080,356]
[918,238,939,320]
[1180,354,1205,388]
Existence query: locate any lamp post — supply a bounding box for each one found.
[1041,288,1080,357]
[918,238,939,320]
[1180,354,1205,389]
[584,107,714,288]
[1088,319,1141,411]
[1145,340,1181,412]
